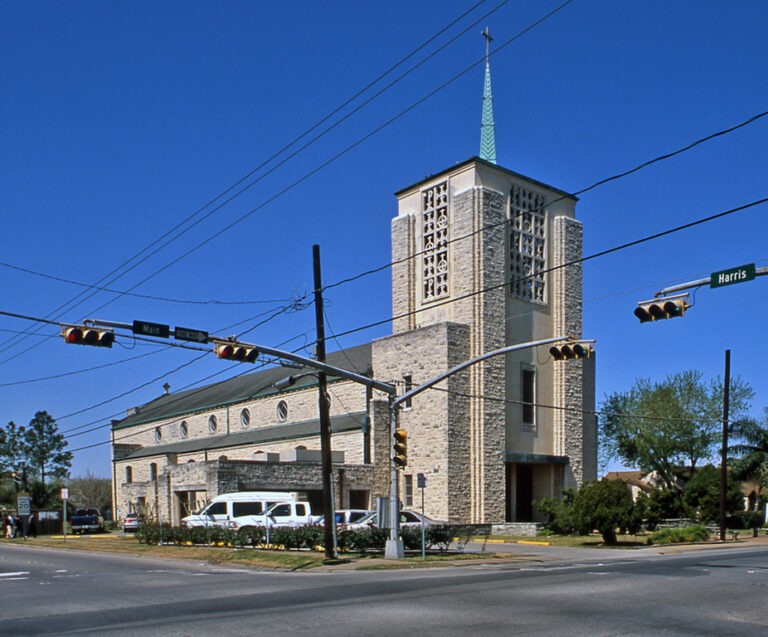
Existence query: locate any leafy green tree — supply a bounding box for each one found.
[682,464,743,523]
[24,411,72,490]
[599,371,753,491]
[572,478,637,545]
[729,407,768,508]
[0,421,29,475]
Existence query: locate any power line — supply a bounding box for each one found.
[0,261,298,306]
[326,195,768,342]
[0,0,505,362]
[324,108,768,294]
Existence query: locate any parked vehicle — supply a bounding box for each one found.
[314,509,374,528]
[357,510,447,530]
[70,508,105,534]
[235,501,318,530]
[180,491,296,529]
[122,512,144,533]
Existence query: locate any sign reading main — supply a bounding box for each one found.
[710,263,756,289]
[132,320,171,338]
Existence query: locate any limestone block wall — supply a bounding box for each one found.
[373,322,470,522]
[550,214,595,487]
[112,379,368,454]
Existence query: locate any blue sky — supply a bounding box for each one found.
[2,1,767,478]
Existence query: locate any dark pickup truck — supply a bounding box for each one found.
[70,508,105,534]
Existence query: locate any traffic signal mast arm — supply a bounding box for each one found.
[653,265,768,297]
[393,336,571,409]
[633,265,768,323]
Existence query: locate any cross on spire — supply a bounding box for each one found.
[480,27,496,164]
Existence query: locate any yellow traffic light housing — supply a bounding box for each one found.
[60,324,114,348]
[634,294,689,323]
[393,428,408,468]
[549,341,593,361]
[213,340,259,363]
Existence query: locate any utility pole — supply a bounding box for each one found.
[313,244,336,559]
[720,349,731,542]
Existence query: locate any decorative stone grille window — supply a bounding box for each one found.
[240,408,250,428]
[510,185,546,303]
[180,421,188,438]
[277,400,288,422]
[154,427,162,442]
[208,415,218,433]
[422,181,449,302]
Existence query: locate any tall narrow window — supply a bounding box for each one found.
[422,181,449,302]
[521,366,536,430]
[403,374,413,410]
[510,186,546,303]
[404,474,414,507]
[125,466,133,484]
[150,463,158,482]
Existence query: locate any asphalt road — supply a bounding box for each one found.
[1,542,766,636]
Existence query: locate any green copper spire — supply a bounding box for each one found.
[480,27,496,164]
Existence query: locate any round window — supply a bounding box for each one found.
[240,408,250,428]
[276,400,288,422]
[154,427,162,442]
[208,415,218,433]
[180,421,188,438]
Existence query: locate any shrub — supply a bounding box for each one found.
[647,525,710,545]
[534,489,577,535]
[572,479,636,545]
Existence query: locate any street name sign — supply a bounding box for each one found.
[132,320,171,338]
[710,263,756,289]
[174,327,209,343]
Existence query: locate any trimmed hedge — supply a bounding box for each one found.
[136,522,456,553]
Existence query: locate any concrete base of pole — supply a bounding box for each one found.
[385,539,404,559]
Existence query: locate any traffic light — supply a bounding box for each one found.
[60,324,115,348]
[549,341,593,360]
[393,429,408,468]
[634,294,689,323]
[213,341,259,363]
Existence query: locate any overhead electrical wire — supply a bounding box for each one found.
[323,108,768,293]
[18,190,765,443]
[0,0,506,361]
[11,1,765,459]
[325,195,768,342]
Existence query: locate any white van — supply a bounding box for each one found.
[180,491,296,529]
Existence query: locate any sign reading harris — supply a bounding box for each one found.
[710,263,756,289]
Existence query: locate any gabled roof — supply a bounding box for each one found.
[112,342,372,430]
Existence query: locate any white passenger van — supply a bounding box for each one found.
[180,491,296,529]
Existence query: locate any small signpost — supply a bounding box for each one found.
[17,493,30,539]
[61,488,68,541]
[417,473,427,559]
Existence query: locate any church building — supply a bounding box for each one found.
[111,36,596,528]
